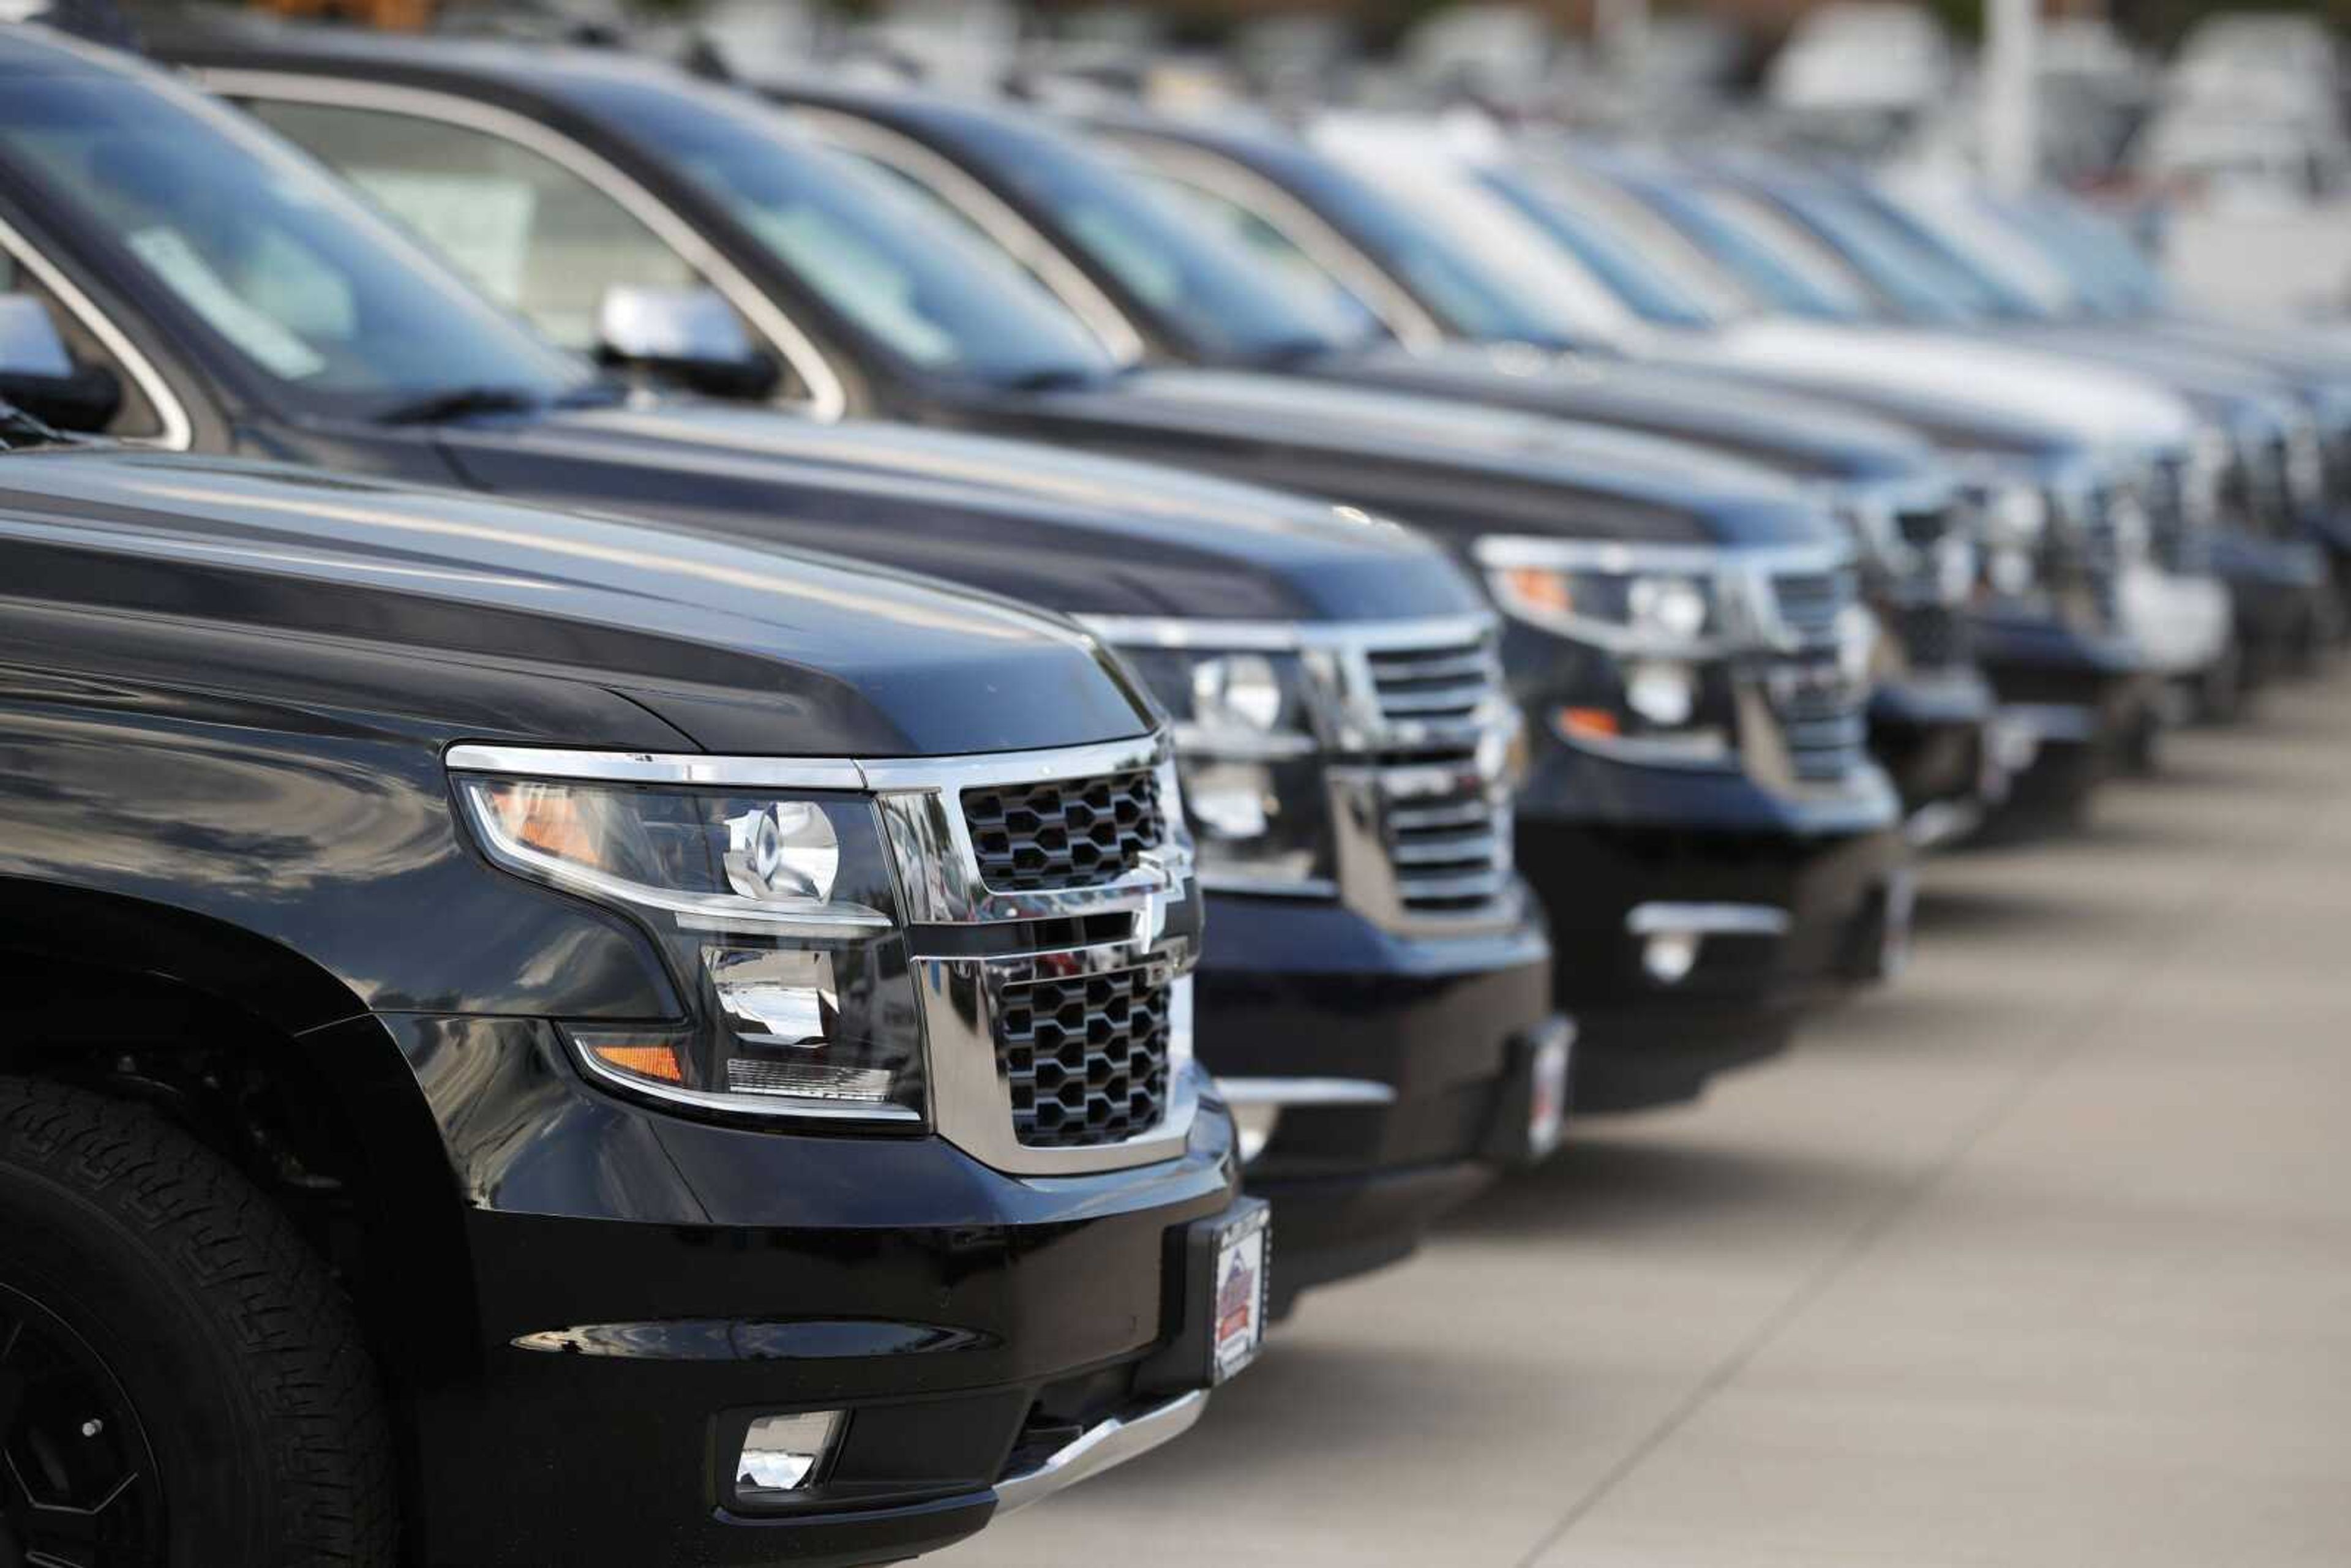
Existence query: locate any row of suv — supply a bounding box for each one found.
[0,17,2332,1568]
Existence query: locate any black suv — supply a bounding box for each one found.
[0,410,1262,1566]
[0,24,1562,1310]
[768,82,1996,844]
[172,29,1910,1112]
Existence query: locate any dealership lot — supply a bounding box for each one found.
[951,672,2351,1568]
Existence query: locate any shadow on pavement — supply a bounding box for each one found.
[1440,1131,1899,1244]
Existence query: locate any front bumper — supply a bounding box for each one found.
[1194,892,1557,1311]
[1515,748,1907,1112]
[1971,609,2161,836]
[2210,533,2333,679]
[377,1013,1251,1568]
[1867,665,1997,846]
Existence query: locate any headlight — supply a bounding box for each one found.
[1107,643,1334,892]
[1955,479,2053,604]
[1487,560,1720,654]
[454,774,924,1121]
[1477,538,1734,765]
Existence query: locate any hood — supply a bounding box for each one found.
[437,402,1484,623]
[1330,340,1944,487]
[1691,320,2200,452]
[988,367,1839,552]
[0,449,1152,757]
[1995,324,2307,431]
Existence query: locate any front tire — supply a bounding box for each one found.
[0,1078,396,1568]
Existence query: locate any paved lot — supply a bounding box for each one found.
[946,671,2351,1568]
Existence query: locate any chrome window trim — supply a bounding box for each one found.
[787,105,1149,364]
[448,735,1201,1175]
[0,212,194,450]
[192,68,852,422]
[1108,135,1447,351]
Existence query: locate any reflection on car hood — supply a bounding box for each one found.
[440,400,1486,624]
[0,449,1150,756]
[993,366,1839,550]
[1332,339,1943,486]
[1692,320,2200,449]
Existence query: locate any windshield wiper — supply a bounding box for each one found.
[373,386,549,427]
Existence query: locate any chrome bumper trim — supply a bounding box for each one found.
[1625,902,1793,938]
[992,1390,1209,1516]
[1215,1076,1399,1108]
[1905,798,1985,851]
[1995,702,2102,745]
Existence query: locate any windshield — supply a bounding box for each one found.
[0,72,589,420]
[915,111,1376,363]
[566,79,1119,387]
[1850,188,2062,320]
[1606,171,1869,322]
[1757,181,1988,324]
[1245,140,1591,347]
[1475,166,1723,329]
[2003,197,2165,317]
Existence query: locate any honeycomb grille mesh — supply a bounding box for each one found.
[995,965,1171,1149]
[962,767,1163,893]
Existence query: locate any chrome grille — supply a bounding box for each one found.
[1765,566,1870,784]
[1355,628,1516,924]
[993,962,1171,1149]
[1377,757,1515,917]
[962,767,1164,893]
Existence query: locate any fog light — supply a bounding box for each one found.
[1642,930,1701,985]
[1624,661,1695,727]
[735,1410,843,1502]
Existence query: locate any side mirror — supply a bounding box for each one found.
[596,285,779,402]
[0,294,119,433]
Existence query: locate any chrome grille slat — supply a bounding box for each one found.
[1389,832,1502,865]
[1367,650,1491,682]
[1389,800,1494,831]
[1373,681,1493,715]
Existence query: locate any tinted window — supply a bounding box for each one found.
[560,78,1117,386]
[1476,166,1720,329]
[900,113,1372,361]
[1237,139,1588,346]
[0,73,587,419]
[247,99,708,353]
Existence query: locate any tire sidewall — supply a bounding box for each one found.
[0,1159,275,1566]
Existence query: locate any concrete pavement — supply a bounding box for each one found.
[943,671,2351,1568]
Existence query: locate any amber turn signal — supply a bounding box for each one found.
[588,1043,686,1086]
[1556,706,1621,740]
